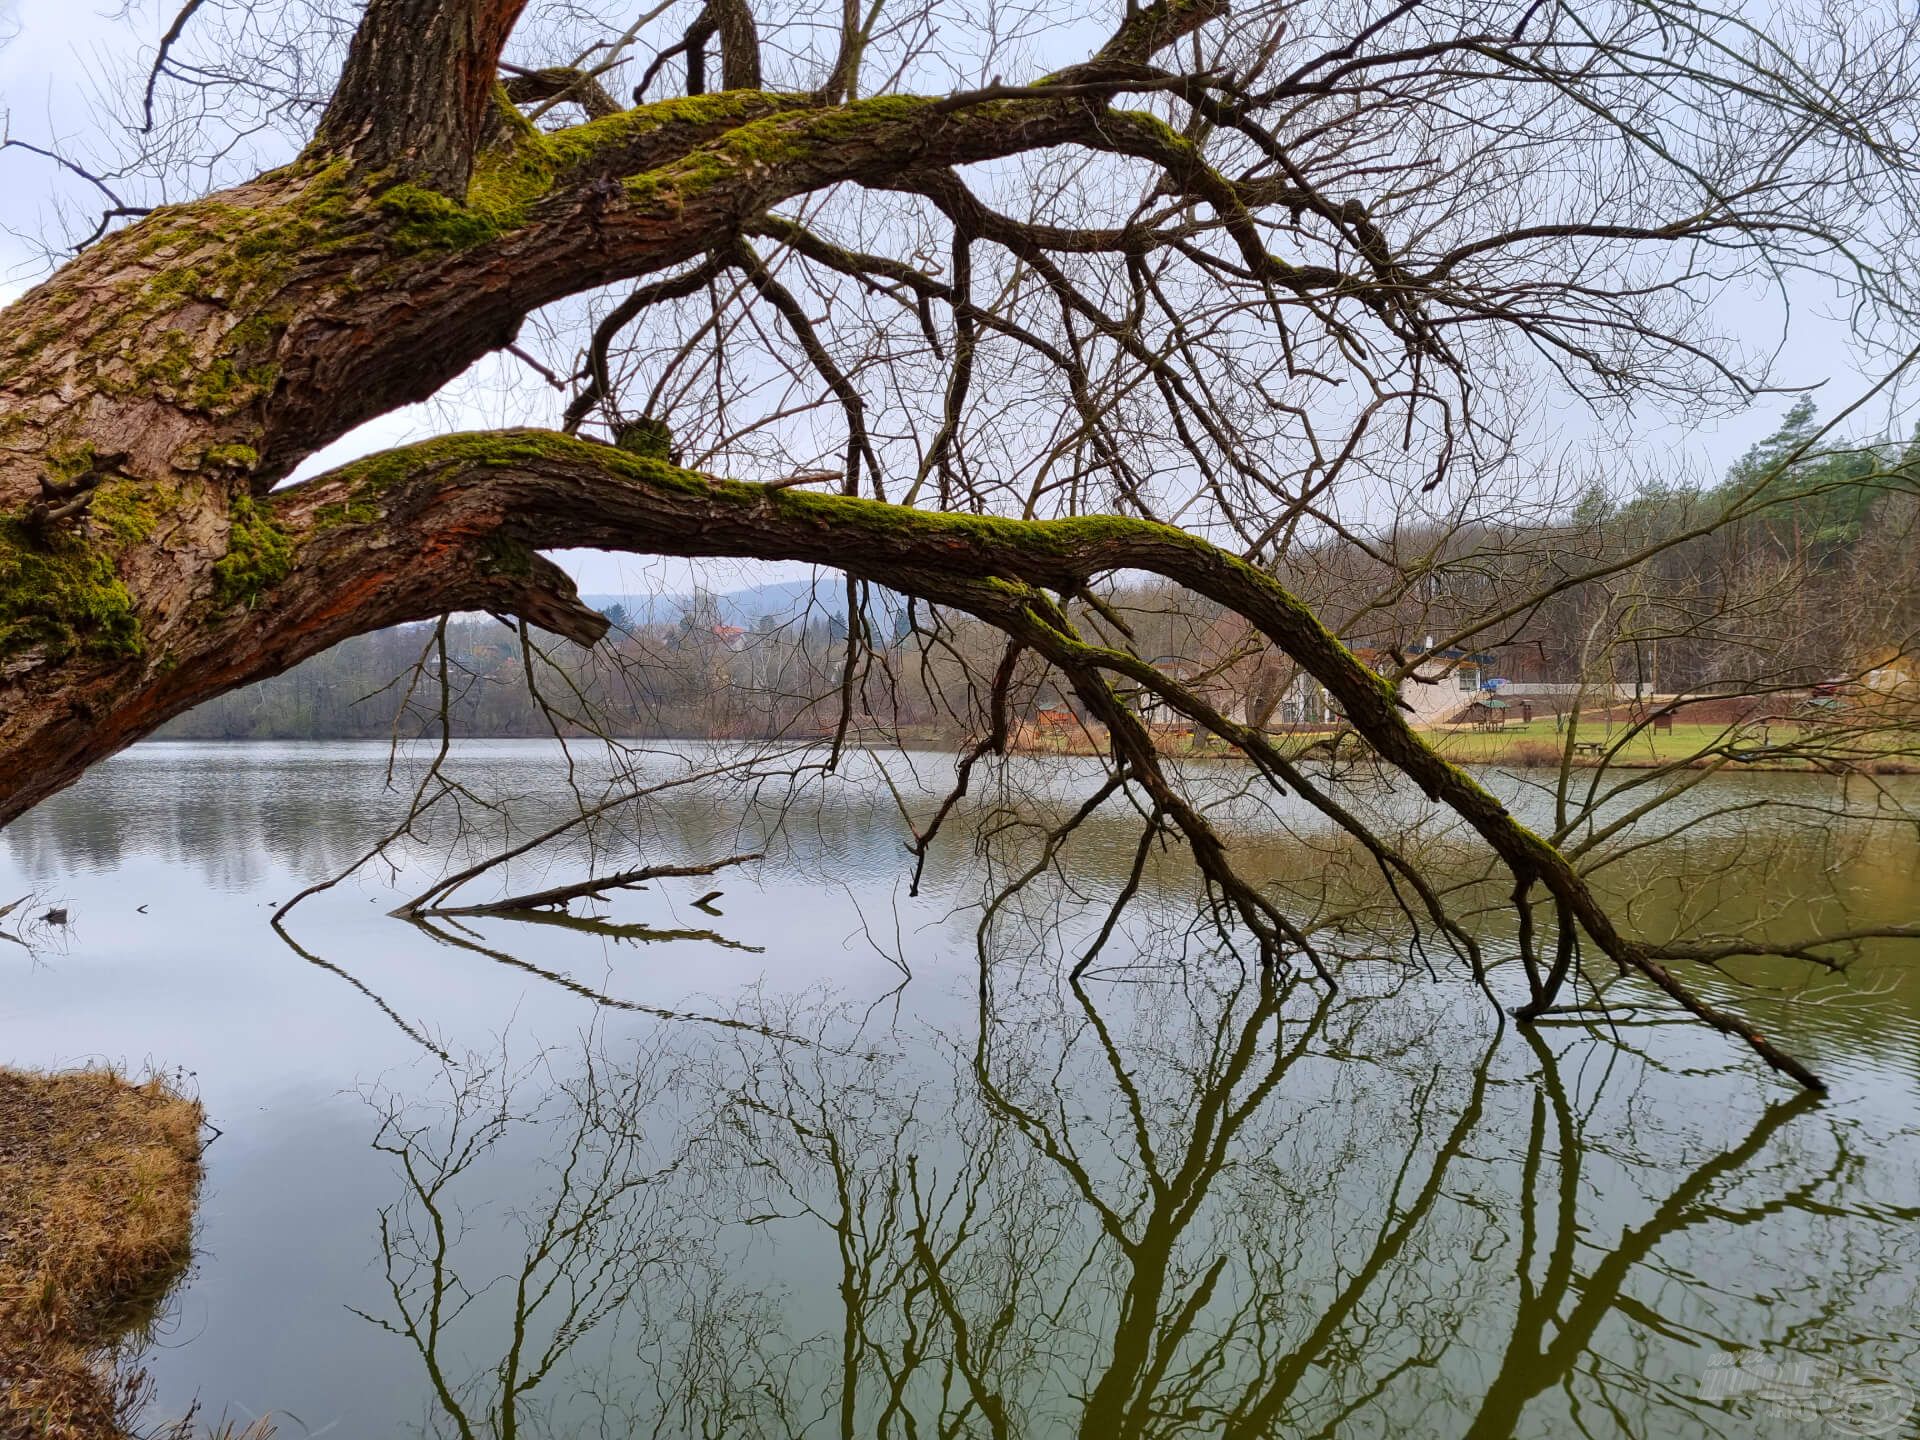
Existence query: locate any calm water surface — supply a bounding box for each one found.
[1,741,1916,1438]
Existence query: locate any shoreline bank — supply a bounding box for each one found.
[0,1068,204,1439]
[112,730,1920,776]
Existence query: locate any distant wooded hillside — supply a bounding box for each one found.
[158,404,1918,743]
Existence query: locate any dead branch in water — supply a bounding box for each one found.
[415,852,762,918]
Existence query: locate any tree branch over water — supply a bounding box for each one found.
[4,0,1920,1088]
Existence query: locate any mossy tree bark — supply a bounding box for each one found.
[1,0,1908,1089]
[0,22,1182,816]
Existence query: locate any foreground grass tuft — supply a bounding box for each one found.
[0,1067,205,1438]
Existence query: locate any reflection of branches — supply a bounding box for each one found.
[1216,1029,1501,1439]
[358,1047,694,1440]
[269,921,452,1063]
[352,950,1907,1438]
[1462,1031,1824,1440]
[0,898,37,952]
[447,905,763,951]
[404,914,800,1045]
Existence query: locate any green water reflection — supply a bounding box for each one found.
[0,742,1914,1437]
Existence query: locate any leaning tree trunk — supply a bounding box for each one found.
[0,0,1222,816]
[0,72,1103,817]
[0,0,1851,1090]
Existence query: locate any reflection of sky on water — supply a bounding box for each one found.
[0,742,1915,1438]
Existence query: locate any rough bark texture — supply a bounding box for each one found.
[0,0,1864,1090]
[311,0,535,192]
[0,84,1119,816]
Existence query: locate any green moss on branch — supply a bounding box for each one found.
[383,91,811,251]
[0,517,143,659]
[88,478,184,546]
[211,495,294,608]
[202,443,260,474]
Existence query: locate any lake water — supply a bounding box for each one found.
[1,741,1916,1438]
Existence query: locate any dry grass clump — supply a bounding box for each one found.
[0,1067,204,1439]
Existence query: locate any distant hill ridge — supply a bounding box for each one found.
[583,579,906,629]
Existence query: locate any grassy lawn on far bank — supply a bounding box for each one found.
[1120,717,1919,772]
[1419,718,1916,770]
[1429,720,1765,765]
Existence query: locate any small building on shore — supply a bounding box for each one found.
[1345,644,1500,728]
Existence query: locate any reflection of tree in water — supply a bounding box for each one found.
[357,1047,701,1440]
[0,745,942,897]
[355,959,1918,1439]
[19,752,1917,1081]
